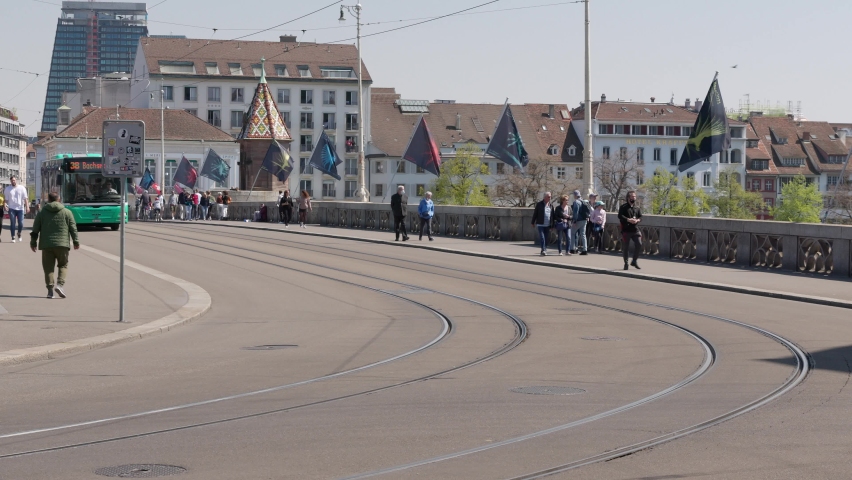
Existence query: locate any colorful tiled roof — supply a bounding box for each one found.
[238,62,292,141]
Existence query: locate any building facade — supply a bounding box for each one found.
[0,107,27,189]
[60,73,132,123]
[42,1,148,132]
[130,36,371,199]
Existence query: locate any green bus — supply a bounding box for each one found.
[41,153,128,230]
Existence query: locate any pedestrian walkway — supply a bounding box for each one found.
[204,220,852,309]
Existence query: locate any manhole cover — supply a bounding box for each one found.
[511,386,586,395]
[95,464,186,477]
[242,345,298,350]
[581,336,626,341]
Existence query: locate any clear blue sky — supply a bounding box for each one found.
[3,0,849,135]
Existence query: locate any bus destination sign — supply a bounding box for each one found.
[102,120,145,177]
[68,160,104,172]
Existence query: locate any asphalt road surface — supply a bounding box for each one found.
[1,222,850,479]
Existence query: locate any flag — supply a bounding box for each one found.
[135,185,144,195]
[261,140,295,182]
[308,131,342,181]
[173,183,183,194]
[402,116,442,176]
[151,183,161,194]
[486,104,529,170]
[678,75,731,172]
[173,156,198,188]
[140,167,154,190]
[199,149,231,184]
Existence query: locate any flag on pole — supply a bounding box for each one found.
[678,75,731,172]
[199,149,231,184]
[135,185,145,195]
[261,140,295,182]
[486,104,529,170]
[173,156,198,188]
[308,131,343,181]
[140,167,155,190]
[173,183,183,194]
[151,182,161,194]
[402,116,442,176]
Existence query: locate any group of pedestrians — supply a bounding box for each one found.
[390,185,435,241]
[272,189,312,228]
[168,190,230,221]
[532,190,643,269]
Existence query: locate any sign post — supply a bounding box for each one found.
[102,120,145,323]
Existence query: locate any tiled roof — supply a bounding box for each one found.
[571,101,698,124]
[748,116,819,176]
[237,77,291,141]
[37,107,235,145]
[139,37,371,82]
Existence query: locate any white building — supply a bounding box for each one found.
[61,73,132,122]
[130,35,371,199]
[0,106,27,190]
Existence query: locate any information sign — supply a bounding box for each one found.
[102,120,145,177]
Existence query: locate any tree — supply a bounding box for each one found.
[826,177,852,224]
[771,175,822,223]
[430,144,491,206]
[709,169,765,219]
[490,157,579,207]
[644,167,708,216]
[594,149,644,211]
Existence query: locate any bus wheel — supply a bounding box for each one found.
[110,225,119,231]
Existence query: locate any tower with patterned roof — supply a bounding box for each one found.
[237,58,293,191]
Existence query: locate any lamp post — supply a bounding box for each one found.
[583,0,594,196]
[340,3,369,202]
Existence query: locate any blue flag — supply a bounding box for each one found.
[402,116,442,176]
[678,75,731,172]
[261,140,294,182]
[486,104,529,170]
[308,131,342,181]
[199,149,231,184]
[140,168,154,190]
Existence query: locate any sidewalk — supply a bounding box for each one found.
[202,220,852,310]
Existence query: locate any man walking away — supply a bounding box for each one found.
[390,185,409,241]
[618,190,643,270]
[30,192,79,299]
[531,191,554,256]
[4,175,29,242]
[570,190,590,255]
[418,191,435,241]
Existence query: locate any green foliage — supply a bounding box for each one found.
[771,175,822,223]
[430,144,491,206]
[709,170,765,219]
[644,168,708,216]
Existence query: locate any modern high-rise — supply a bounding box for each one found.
[41,1,148,132]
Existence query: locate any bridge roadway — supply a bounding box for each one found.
[0,222,849,479]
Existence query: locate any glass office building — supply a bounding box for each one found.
[42,2,147,132]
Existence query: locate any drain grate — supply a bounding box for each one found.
[95,464,186,477]
[581,336,626,341]
[511,386,586,396]
[242,345,298,350]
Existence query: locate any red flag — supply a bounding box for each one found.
[135,185,145,195]
[173,183,183,194]
[151,183,161,194]
[173,156,198,188]
[402,116,442,176]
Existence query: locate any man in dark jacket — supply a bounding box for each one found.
[30,192,80,299]
[390,185,409,241]
[530,191,554,256]
[618,190,643,270]
[570,190,591,255]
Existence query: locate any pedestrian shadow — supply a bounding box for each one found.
[762,345,852,373]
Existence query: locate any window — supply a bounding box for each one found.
[321,68,354,78]
[230,110,244,129]
[205,62,219,75]
[345,136,358,153]
[567,145,577,157]
[632,125,644,135]
[281,111,291,129]
[277,89,290,104]
[252,64,263,77]
[602,146,610,159]
[781,157,805,167]
[730,150,741,163]
[637,147,645,164]
[323,113,336,129]
[636,173,644,185]
[598,124,613,135]
[555,166,566,179]
[346,113,359,131]
[416,165,426,174]
[375,161,384,174]
[665,126,682,136]
[184,86,197,101]
[159,62,195,74]
[374,184,384,197]
[682,127,692,136]
[231,88,244,103]
[345,91,358,106]
[670,148,678,165]
[300,135,313,152]
[720,150,729,163]
[751,180,761,191]
[828,175,840,187]
[765,198,774,208]
[275,65,288,77]
[300,180,312,197]
[345,180,357,197]
[300,158,313,175]
[416,184,426,196]
[298,66,311,77]
[619,147,628,160]
[575,167,583,180]
[687,172,695,180]
[207,87,221,102]
[207,110,221,127]
[184,108,197,116]
[396,161,406,174]
[647,125,663,136]
[228,63,242,75]
[496,163,505,174]
[703,171,711,187]
[300,90,313,105]
[323,90,336,105]
[163,86,173,101]
[345,158,358,176]
[300,112,314,130]
[322,180,336,197]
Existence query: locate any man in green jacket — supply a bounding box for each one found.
[30,192,80,299]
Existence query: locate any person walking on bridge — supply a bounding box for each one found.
[297,190,311,228]
[531,191,554,256]
[390,185,409,242]
[29,192,79,299]
[618,190,643,270]
[4,175,28,243]
[418,191,435,241]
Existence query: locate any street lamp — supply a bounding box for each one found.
[339,3,369,202]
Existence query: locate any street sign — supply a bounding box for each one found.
[102,120,145,177]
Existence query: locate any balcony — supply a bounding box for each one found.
[345,121,359,132]
[300,121,314,130]
[324,122,336,130]
[300,144,314,153]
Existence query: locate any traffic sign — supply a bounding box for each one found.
[102,120,145,177]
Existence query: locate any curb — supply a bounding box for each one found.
[201,221,852,311]
[0,245,212,367]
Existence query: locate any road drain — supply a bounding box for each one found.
[511,386,586,396]
[242,345,298,350]
[581,336,626,341]
[94,464,186,477]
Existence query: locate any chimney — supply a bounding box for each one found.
[650,96,655,103]
[455,113,461,130]
[280,35,297,42]
[685,98,691,110]
[548,104,555,119]
[838,130,847,146]
[601,94,606,103]
[802,131,811,141]
[695,100,703,111]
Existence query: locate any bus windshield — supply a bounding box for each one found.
[66,172,123,204]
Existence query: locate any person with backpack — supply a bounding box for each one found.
[569,190,591,255]
[279,189,293,227]
[29,192,80,299]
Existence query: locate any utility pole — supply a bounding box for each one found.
[159,82,165,191]
[340,3,369,202]
[583,0,594,195]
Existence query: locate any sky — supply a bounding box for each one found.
[2,0,850,136]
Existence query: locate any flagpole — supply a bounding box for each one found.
[246,162,264,204]
[484,100,509,156]
[583,0,594,196]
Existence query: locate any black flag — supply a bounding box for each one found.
[261,140,295,182]
[401,116,442,176]
[486,104,529,170]
[173,156,198,189]
[199,149,231,184]
[678,75,731,172]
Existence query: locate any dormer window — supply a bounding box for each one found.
[228,63,242,75]
[205,62,219,75]
[321,68,354,78]
[159,61,196,74]
[780,157,805,167]
[548,144,559,155]
[298,66,311,77]
[275,64,288,77]
[252,64,263,77]
[567,145,577,156]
